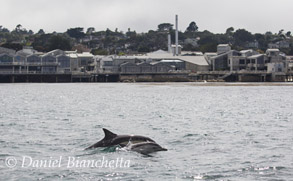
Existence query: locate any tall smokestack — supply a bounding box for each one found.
[168,34,171,53]
[175,14,179,56]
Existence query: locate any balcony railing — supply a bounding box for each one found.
[0,62,59,66]
[0,71,62,74]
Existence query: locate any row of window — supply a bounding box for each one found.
[239,59,256,64]
[0,55,70,64]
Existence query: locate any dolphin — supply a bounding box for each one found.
[86,128,156,150]
[125,142,168,155]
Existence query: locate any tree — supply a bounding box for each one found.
[86,27,95,34]
[66,27,85,39]
[233,29,254,45]
[15,24,22,32]
[158,23,173,32]
[105,28,112,37]
[225,27,234,35]
[254,33,266,50]
[48,35,72,51]
[286,31,291,37]
[186,21,198,32]
[126,30,136,38]
[1,43,23,51]
[91,48,108,55]
[12,24,28,34]
[28,30,34,35]
[37,29,45,35]
[278,29,286,39]
[0,26,9,32]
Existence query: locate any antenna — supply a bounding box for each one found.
[175,15,179,56]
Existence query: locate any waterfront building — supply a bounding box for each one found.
[0,47,96,75]
[26,54,42,73]
[120,62,140,73]
[211,50,241,71]
[246,54,266,71]
[0,53,14,73]
[120,61,174,74]
[67,52,79,72]
[217,44,231,54]
[147,50,209,72]
[41,55,58,73]
[77,52,94,71]
[57,55,71,73]
[286,56,293,72]
[151,62,175,73]
[265,49,287,73]
[0,47,15,55]
[159,59,185,70]
[100,56,115,73]
[211,47,287,73]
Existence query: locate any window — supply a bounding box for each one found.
[103,61,113,66]
[0,55,13,63]
[240,59,245,64]
[58,56,70,68]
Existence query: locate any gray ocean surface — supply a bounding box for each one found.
[0,83,293,181]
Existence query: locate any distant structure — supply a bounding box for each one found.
[217,44,231,54]
[167,15,182,56]
[168,34,171,53]
[175,15,179,56]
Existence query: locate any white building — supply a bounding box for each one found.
[217,44,231,54]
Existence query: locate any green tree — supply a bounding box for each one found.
[225,27,234,35]
[186,21,198,32]
[15,24,22,32]
[48,35,72,51]
[66,27,85,39]
[28,30,34,35]
[233,29,254,46]
[254,33,266,50]
[91,48,108,55]
[158,23,173,32]
[0,26,10,33]
[86,27,95,34]
[37,29,45,35]
[1,43,23,51]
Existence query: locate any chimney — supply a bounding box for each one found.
[168,34,171,53]
[175,14,179,56]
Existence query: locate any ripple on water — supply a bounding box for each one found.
[1,83,293,180]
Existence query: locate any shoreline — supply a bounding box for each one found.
[1,82,293,86]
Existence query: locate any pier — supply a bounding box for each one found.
[1,71,293,83]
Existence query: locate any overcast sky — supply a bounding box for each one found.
[1,0,292,34]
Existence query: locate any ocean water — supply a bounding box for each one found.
[0,83,292,180]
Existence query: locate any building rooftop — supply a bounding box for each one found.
[148,49,170,55]
[266,49,280,52]
[68,54,78,58]
[146,53,209,66]
[160,59,183,63]
[77,52,94,58]
[247,54,264,59]
[181,51,203,56]
[217,44,230,47]
[240,49,253,54]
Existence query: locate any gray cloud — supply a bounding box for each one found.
[1,0,292,34]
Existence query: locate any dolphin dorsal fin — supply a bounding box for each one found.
[103,128,117,139]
